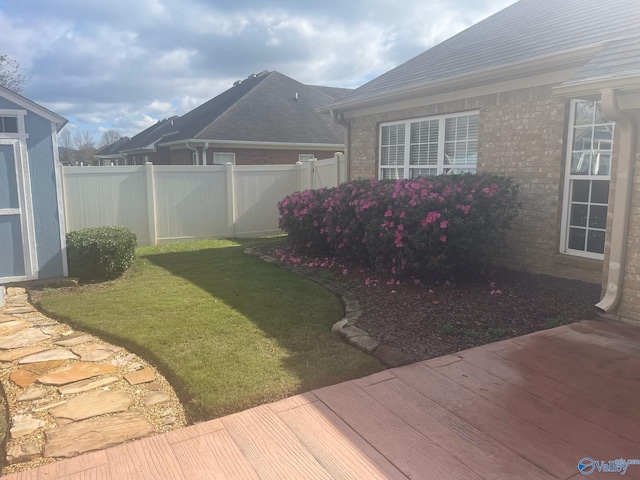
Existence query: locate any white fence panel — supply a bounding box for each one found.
[62,153,347,245]
[62,166,150,244]
[153,166,228,243]
[233,165,298,237]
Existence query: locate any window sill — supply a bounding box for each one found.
[552,253,603,271]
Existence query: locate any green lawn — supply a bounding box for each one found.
[37,239,382,421]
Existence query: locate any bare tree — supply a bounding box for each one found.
[74,131,97,165]
[0,55,27,93]
[100,129,122,146]
[58,128,74,164]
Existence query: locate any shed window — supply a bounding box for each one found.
[0,117,18,133]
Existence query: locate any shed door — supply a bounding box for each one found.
[0,139,34,282]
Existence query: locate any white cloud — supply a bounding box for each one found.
[2,0,517,139]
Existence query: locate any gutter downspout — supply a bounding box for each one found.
[185,142,199,166]
[202,142,209,166]
[330,110,351,180]
[596,89,638,312]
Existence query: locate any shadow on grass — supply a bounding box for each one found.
[39,239,380,422]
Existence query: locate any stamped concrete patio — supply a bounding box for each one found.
[4,319,640,479]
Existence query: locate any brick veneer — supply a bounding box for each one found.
[346,84,608,286]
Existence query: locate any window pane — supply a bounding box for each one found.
[593,154,611,176]
[1,117,18,133]
[574,101,594,126]
[588,205,607,229]
[568,228,586,250]
[570,204,588,227]
[593,125,613,150]
[571,152,591,175]
[410,168,437,178]
[587,231,605,254]
[382,168,402,180]
[590,180,609,204]
[573,127,592,150]
[445,118,456,141]
[572,180,590,202]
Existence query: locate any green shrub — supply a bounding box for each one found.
[66,226,137,282]
[278,174,519,279]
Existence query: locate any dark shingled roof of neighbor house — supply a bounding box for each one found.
[94,136,131,156]
[121,115,180,152]
[159,71,348,145]
[328,0,640,109]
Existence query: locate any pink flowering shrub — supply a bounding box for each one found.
[278,174,519,279]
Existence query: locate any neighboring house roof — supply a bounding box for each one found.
[159,71,348,146]
[0,85,67,130]
[121,115,180,153]
[94,136,131,157]
[326,0,640,111]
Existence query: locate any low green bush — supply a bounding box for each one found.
[278,174,519,279]
[66,226,137,282]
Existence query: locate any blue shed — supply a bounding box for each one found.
[0,85,68,286]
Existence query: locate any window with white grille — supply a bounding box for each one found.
[379,112,478,179]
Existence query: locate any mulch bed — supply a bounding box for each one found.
[256,240,602,362]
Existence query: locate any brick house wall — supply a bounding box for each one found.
[346,83,607,285]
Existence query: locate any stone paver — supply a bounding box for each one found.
[6,444,40,464]
[143,391,171,407]
[124,367,155,385]
[10,415,46,439]
[37,362,117,386]
[53,332,92,347]
[0,321,31,337]
[17,386,47,402]
[0,329,50,349]
[10,361,66,388]
[71,344,119,362]
[0,346,48,362]
[58,376,118,395]
[19,349,79,364]
[51,390,132,423]
[44,412,154,458]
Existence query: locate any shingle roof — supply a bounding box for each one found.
[121,115,180,152]
[94,136,131,156]
[566,35,640,84]
[160,71,347,145]
[329,0,640,109]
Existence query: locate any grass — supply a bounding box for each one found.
[36,238,382,422]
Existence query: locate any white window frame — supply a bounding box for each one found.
[213,152,236,165]
[378,110,479,179]
[298,154,315,162]
[0,109,28,141]
[560,99,614,260]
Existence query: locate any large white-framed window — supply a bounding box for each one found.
[560,99,614,259]
[213,152,236,165]
[379,111,479,179]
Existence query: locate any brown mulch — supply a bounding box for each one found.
[256,240,602,362]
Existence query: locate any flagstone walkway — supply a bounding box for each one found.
[0,287,186,474]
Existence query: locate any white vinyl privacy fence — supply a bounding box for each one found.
[62,153,346,245]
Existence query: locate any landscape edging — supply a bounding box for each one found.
[243,247,413,368]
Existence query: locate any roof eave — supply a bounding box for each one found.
[158,138,344,150]
[321,44,604,114]
[0,85,67,130]
[553,72,640,98]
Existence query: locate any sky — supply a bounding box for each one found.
[0,0,516,145]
